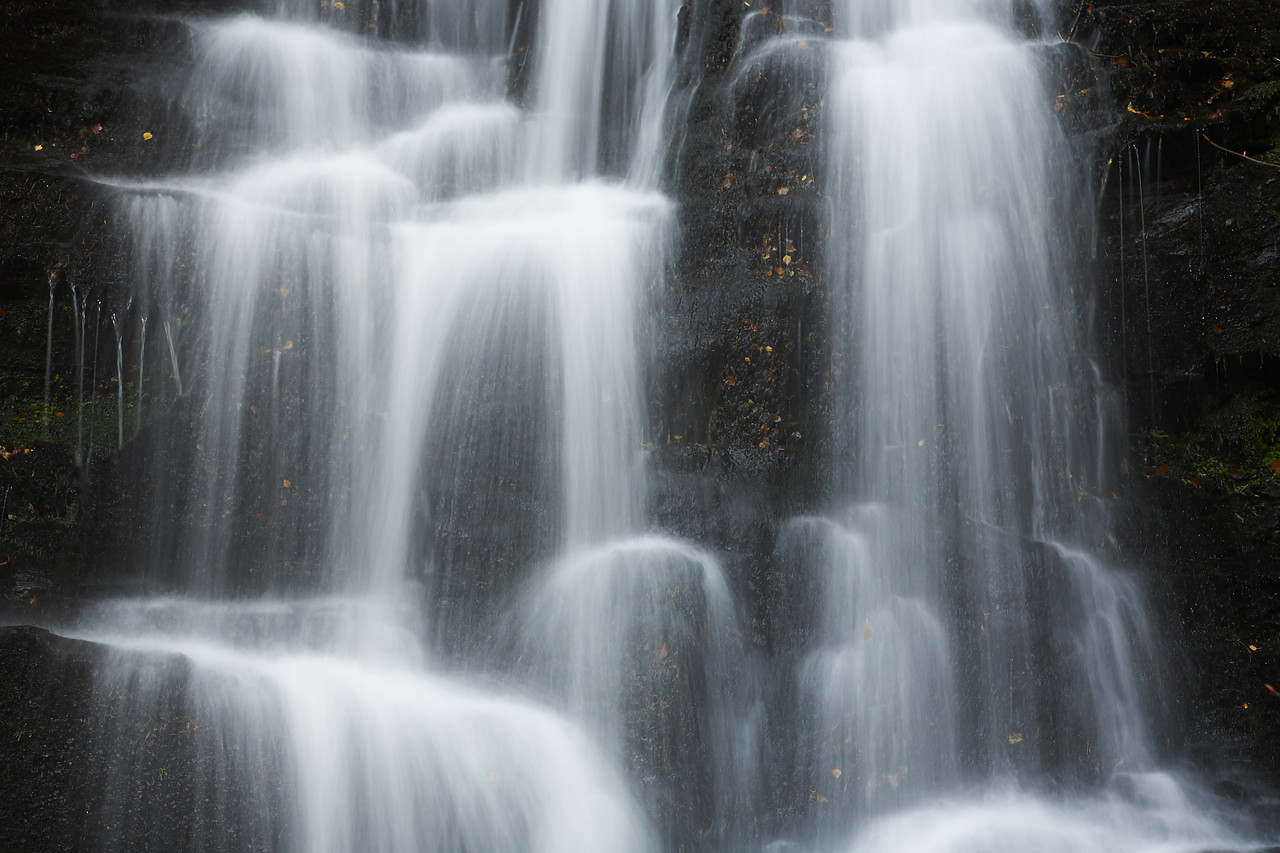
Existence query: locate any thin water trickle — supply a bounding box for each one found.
[162,317,182,397]
[42,271,57,437]
[88,300,101,454]
[135,315,147,433]
[111,311,124,450]
[1132,145,1156,425]
[71,282,83,462]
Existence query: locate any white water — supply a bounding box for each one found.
[63,0,701,850]
[27,0,1280,851]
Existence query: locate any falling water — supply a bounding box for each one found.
[71,282,84,463]
[136,315,147,433]
[163,318,183,397]
[51,0,716,849]
[88,300,101,457]
[111,310,125,450]
[775,0,1263,848]
[42,271,57,437]
[20,0,1279,850]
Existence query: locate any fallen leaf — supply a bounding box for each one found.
[777,187,789,195]
[724,375,737,386]
[1007,733,1024,744]
[831,768,842,779]
[255,512,271,525]
[283,479,292,488]
[142,131,153,140]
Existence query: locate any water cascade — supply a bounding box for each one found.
[15,0,1279,851]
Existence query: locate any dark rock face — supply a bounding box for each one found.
[0,626,288,852]
[0,626,99,851]
[1,0,1280,848]
[1078,1,1280,787]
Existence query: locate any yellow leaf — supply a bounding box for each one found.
[333,1,345,8]
[831,768,842,779]
[33,144,43,151]
[1008,733,1024,744]
[142,131,153,140]
[283,479,292,489]
[1249,645,1259,651]
[782,254,792,265]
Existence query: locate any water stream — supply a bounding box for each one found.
[27,0,1278,850]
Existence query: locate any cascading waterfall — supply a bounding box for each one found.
[778,0,1258,849]
[52,0,744,850]
[19,0,1279,850]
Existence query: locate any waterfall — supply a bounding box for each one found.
[18,0,1277,850]
[60,0,693,849]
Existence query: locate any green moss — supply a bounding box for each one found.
[1144,394,1280,511]
[2,383,162,458]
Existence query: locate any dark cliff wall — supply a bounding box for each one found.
[1082,0,1280,785]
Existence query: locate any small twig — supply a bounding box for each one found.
[1202,133,1280,169]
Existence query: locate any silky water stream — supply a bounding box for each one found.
[28,0,1279,851]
